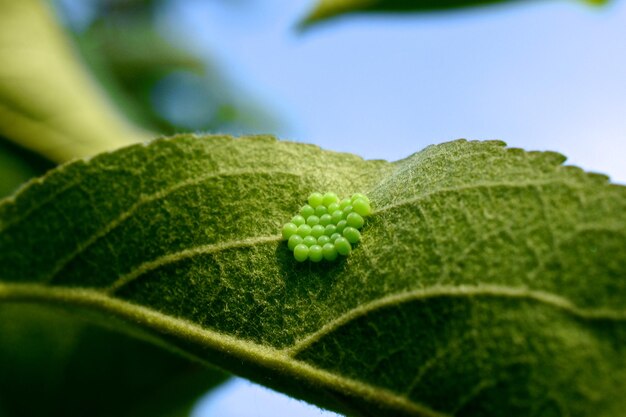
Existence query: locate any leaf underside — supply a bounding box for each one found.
[0,303,227,417]
[0,135,625,417]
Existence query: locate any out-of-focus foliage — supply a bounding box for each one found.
[0,0,277,194]
[0,0,150,163]
[57,0,278,136]
[301,0,609,27]
[0,138,54,198]
[0,303,228,417]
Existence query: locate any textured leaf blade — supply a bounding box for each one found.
[301,0,609,27]
[0,135,625,416]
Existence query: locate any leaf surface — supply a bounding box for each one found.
[301,0,609,27]
[0,135,625,416]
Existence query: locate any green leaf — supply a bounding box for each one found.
[0,303,227,417]
[301,0,609,27]
[0,136,53,198]
[1,135,625,416]
[0,0,151,163]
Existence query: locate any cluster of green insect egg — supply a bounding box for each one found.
[282,192,372,262]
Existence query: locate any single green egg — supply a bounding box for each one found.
[346,212,364,229]
[343,226,361,244]
[306,215,320,227]
[322,192,339,206]
[319,214,332,226]
[352,198,372,216]
[311,224,325,238]
[317,235,331,245]
[291,215,305,226]
[327,202,340,213]
[300,204,315,218]
[303,235,317,247]
[336,220,347,234]
[294,244,309,262]
[334,237,351,256]
[315,205,328,217]
[325,224,337,236]
[309,245,323,262]
[339,198,351,209]
[351,193,369,204]
[322,243,338,261]
[288,234,303,251]
[330,210,343,224]
[282,222,298,239]
[308,192,324,208]
[297,224,312,237]
[341,205,353,219]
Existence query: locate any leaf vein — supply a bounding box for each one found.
[285,285,626,357]
[372,178,587,215]
[43,169,301,284]
[106,234,282,294]
[0,282,450,417]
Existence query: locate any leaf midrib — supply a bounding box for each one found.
[285,284,626,356]
[0,282,450,417]
[1,282,625,416]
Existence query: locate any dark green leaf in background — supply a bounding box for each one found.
[0,137,53,198]
[0,303,227,417]
[0,135,624,416]
[301,0,609,27]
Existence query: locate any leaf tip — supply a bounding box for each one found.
[298,0,376,29]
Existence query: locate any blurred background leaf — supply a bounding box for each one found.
[301,0,609,27]
[0,0,151,164]
[0,303,228,417]
[55,0,280,136]
[0,0,279,185]
[0,137,54,198]
[0,0,280,189]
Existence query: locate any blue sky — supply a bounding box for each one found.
[191,379,341,417]
[160,0,626,185]
[150,1,626,415]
